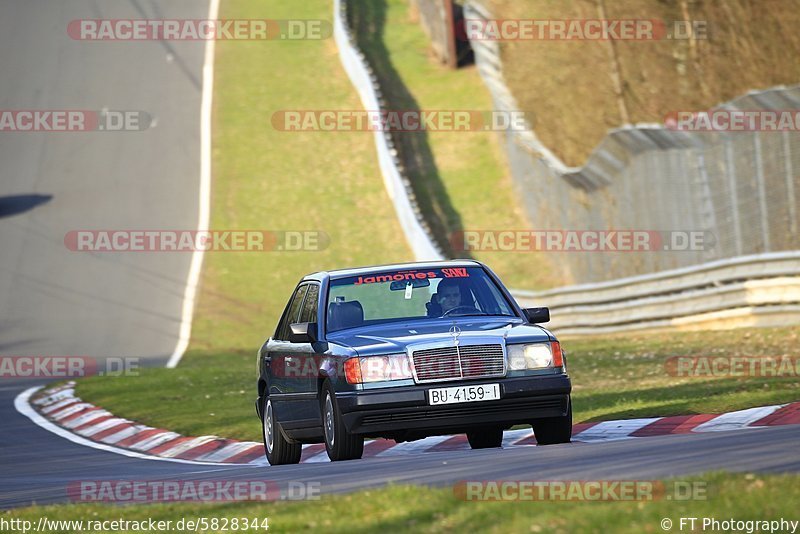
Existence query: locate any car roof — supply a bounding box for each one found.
[301,259,485,282]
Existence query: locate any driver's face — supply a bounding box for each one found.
[438,287,461,313]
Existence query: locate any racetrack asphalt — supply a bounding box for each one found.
[0,0,208,507]
[0,0,205,363]
[2,378,800,508]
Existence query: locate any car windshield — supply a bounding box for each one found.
[326,266,516,332]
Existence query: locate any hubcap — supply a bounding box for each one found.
[324,393,335,447]
[264,400,274,454]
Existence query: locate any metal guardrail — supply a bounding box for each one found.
[512,252,800,335]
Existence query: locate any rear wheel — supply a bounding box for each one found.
[321,382,364,461]
[262,397,302,465]
[531,397,572,445]
[466,427,503,449]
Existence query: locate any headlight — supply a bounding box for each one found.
[507,342,563,370]
[344,354,412,384]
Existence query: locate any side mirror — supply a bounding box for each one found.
[523,307,550,324]
[288,322,318,343]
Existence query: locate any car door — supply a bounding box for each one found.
[295,283,322,419]
[267,284,308,422]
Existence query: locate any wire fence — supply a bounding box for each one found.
[466,0,800,284]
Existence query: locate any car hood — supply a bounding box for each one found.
[325,318,552,357]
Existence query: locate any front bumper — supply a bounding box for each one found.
[336,374,571,435]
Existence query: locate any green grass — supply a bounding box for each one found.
[566,326,800,422]
[7,473,799,533]
[346,0,561,289]
[74,326,800,442]
[190,0,413,356]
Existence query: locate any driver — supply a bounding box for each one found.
[436,278,468,315]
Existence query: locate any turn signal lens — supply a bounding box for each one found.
[552,341,564,367]
[344,358,362,384]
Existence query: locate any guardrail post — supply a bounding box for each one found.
[724,142,743,256]
[783,131,797,237]
[753,132,770,252]
[693,150,717,262]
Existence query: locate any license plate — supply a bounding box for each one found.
[428,383,501,406]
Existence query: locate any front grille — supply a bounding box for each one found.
[412,343,505,383]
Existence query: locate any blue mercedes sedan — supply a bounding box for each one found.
[256,260,571,464]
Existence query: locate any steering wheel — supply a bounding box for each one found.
[442,305,481,317]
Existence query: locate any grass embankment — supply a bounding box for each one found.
[565,326,799,422]
[190,0,411,355]
[77,326,800,442]
[8,474,799,533]
[487,0,800,166]
[347,0,561,289]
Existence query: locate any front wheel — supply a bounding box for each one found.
[321,382,364,461]
[262,397,302,465]
[531,397,572,445]
[466,427,503,449]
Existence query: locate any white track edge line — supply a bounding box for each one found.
[14,385,259,468]
[166,0,219,369]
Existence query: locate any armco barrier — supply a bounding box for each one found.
[511,252,800,335]
[333,0,445,261]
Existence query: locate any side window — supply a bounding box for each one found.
[299,284,319,324]
[275,285,309,340]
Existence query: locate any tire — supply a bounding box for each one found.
[321,382,364,461]
[531,397,572,445]
[466,427,503,449]
[262,397,302,465]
